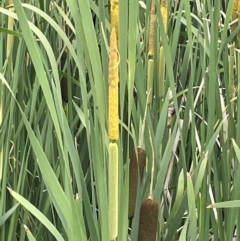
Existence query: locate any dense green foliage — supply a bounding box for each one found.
[1,0,240,240]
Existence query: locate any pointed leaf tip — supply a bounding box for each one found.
[207,204,213,208]
[23,224,29,231]
[7,187,12,194]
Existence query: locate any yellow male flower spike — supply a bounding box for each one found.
[161,0,168,32]
[111,0,119,39]
[108,27,119,141]
[148,0,156,57]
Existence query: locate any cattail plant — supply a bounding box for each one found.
[108,19,119,241]
[147,0,155,104]
[108,0,119,238]
[138,130,158,241]
[128,93,150,219]
[159,0,168,103]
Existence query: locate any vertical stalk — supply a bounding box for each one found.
[238,0,240,47]
[228,44,235,116]
[147,59,154,104]
[147,0,155,105]
[236,48,240,241]
[158,46,165,100]
[159,0,168,108]
[236,1,240,165]
[0,81,3,182]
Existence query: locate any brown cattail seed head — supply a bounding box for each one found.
[138,196,159,241]
[128,147,146,219]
